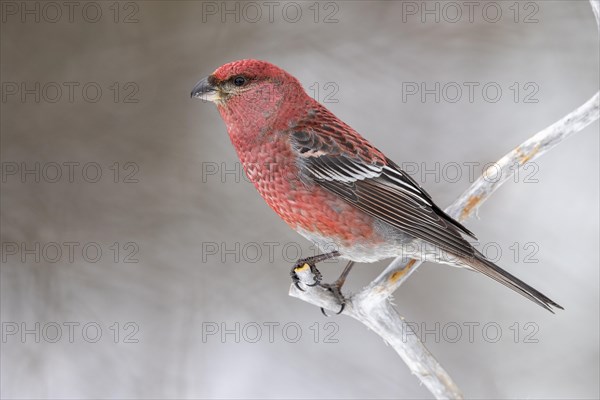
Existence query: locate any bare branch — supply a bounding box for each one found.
[290,271,464,399]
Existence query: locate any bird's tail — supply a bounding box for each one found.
[463,251,563,313]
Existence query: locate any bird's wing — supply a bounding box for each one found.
[289,110,476,259]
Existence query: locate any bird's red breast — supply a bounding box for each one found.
[222,107,379,244]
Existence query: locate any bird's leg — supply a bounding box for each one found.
[320,260,355,316]
[290,250,340,291]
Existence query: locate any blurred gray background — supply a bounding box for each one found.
[1,1,598,398]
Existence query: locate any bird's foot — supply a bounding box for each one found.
[319,281,346,316]
[291,261,322,291]
[290,251,340,291]
[319,260,355,316]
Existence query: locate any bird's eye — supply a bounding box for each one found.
[233,76,246,87]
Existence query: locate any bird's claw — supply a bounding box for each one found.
[289,251,345,315]
[319,282,346,316]
[290,261,322,291]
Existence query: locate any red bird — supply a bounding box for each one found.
[191,59,562,313]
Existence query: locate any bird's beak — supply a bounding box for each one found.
[190,76,220,102]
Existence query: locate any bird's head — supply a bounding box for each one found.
[191,60,310,133]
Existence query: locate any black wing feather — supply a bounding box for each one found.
[294,145,477,258]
